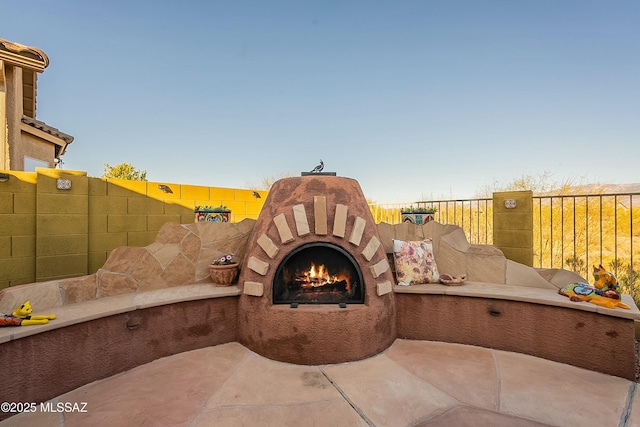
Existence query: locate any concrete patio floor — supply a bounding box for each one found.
[3,339,638,427]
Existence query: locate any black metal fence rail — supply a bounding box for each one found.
[368,198,492,245]
[415,199,493,245]
[370,192,639,303]
[533,193,639,300]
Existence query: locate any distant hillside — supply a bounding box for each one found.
[537,183,640,196]
[537,183,640,207]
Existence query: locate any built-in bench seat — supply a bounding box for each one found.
[1,280,637,351]
[394,281,639,380]
[394,281,640,320]
[0,284,240,345]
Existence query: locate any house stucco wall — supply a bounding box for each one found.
[20,131,55,168]
[0,61,6,170]
[3,63,22,170]
[0,42,72,170]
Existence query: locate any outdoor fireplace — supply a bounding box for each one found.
[237,175,397,365]
[273,242,364,304]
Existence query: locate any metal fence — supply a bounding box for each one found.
[533,193,639,302]
[370,192,640,301]
[368,198,492,245]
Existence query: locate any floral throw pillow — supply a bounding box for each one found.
[392,239,440,286]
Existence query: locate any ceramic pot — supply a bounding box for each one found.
[195,211,231,223]
[209,263,239,286]
[401,212,435,225]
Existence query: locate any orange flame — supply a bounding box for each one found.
[301,263,350,290]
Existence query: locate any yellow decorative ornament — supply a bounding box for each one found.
[592,264,622,294]
[1,301,56,326]
[559,265,629,310]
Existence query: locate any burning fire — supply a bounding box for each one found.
[307,263,337,284]
[297,263,350,291]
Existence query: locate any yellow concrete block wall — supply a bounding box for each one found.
[0,169,268,289]
[493,190,534,267]
[35,168,89,282]
[0,170,37,287]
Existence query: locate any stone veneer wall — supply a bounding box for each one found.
[376,220,582,290]
[0,220,255,313]
[1,213,584,315]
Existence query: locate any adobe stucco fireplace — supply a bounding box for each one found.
[237,175,397,365]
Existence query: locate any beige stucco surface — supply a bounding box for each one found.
[0,38,72,171]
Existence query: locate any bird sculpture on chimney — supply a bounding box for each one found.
[311,159,324,173]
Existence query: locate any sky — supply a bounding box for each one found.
[3,0,639,202]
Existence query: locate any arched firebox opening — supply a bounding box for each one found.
[273,242,365,305]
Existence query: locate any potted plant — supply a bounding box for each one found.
[194,205,231,223]
[209,253,239,286]
[401,206,437,225]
